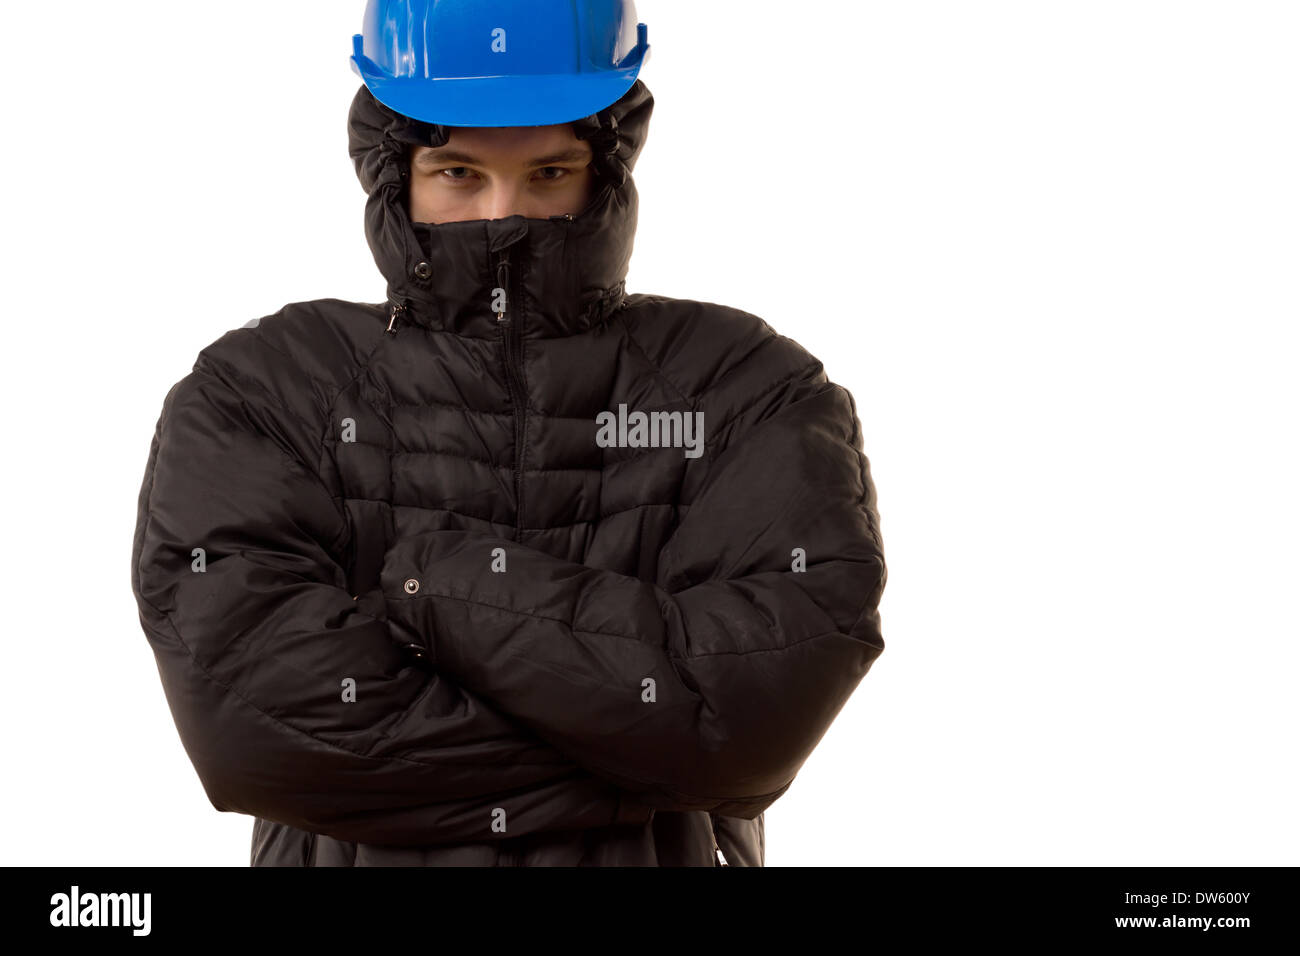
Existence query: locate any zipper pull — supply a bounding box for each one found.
[387,300,407,334]
[494,252,512,326]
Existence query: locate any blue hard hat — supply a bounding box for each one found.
[350,0,651,128]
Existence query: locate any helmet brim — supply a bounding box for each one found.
[351,56,648,128]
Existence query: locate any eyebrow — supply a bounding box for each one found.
[414,147,592,168]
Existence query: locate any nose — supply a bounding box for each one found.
[481,182,528,221]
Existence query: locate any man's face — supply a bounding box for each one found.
[408,124,597,224]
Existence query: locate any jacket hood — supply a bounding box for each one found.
[347,80,654,340]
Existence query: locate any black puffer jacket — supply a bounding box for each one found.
[130,79,887,866]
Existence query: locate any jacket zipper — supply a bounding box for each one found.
[386,299,407,334]
[495,248,527,539]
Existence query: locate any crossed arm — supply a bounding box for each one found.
[132,350,885,845]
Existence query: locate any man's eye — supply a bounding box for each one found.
[440,167,473,181]
[537,167,568,181]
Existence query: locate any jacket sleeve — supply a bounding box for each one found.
[130,357,653,848]
[382,356,887,819]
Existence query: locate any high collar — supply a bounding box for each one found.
[347,81,654,341]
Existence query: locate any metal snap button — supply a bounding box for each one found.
[414,261,432,279]
[404,578,420,594]
[404,642,427,660]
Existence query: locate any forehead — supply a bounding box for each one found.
[414,124,591,165]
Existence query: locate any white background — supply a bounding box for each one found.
[2,1,1296,866]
